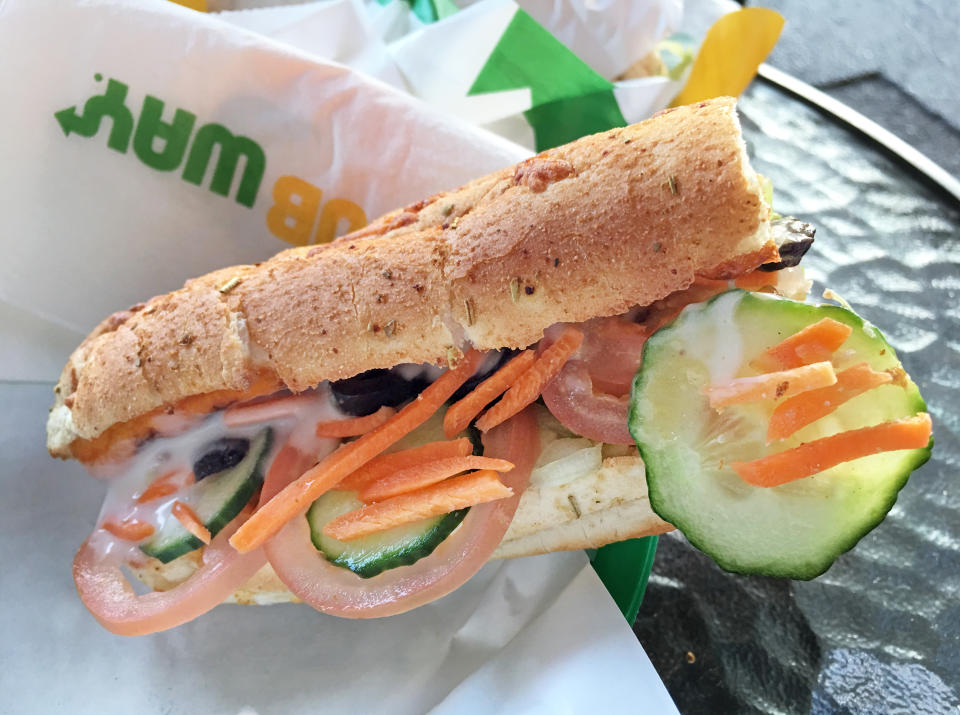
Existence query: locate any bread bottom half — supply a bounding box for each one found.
[132,443,672,605]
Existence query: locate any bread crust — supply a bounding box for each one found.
[48,97,771,458]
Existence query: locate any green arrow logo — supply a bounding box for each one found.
[53,76,133,152]
[54,106,83,137]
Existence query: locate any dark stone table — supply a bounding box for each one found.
[756,0,960,181]
[633,71,960,713]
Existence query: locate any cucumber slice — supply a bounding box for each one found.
[628,290,931,579]
[306,410,477,578]
[307,491,467,578]
[141,429,273,563]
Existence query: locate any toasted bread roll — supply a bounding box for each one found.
[48,97,773,461]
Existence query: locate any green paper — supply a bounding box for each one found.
[589,537,659,623]
[522,91,626,152]
[467,9,626,151]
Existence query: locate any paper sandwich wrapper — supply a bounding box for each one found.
[216,0,692,150]
[0,0,685,712]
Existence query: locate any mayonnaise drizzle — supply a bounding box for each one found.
[91,385,344,564]
[670,291,744,383]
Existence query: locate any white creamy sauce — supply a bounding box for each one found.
[672,291,744,383]
[92,384,345,564]
[695,267,809,381]
[473,351,507,376]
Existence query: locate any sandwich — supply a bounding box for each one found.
[49,97,932,635]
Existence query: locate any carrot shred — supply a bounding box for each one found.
[171,501,212,545]
[337,438,474,492]
[692,277,730,290]
[229,349,485,553]
[767,362,894,442]
[359,456,515,502]
[71,371,282,465]
[101,517,155,542]
[705,361,837,408]
[732,413,932,488]
[475,327,584,433]
[136,469,192,503]
[315,406,397,438]
[323,470,513,541]
[443,351,536,437]
[750,318,853,372]
[223,393,316,427]
[733,270,778,291]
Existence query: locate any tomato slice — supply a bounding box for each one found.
[541,359,634,444]
[538,317,645,445]
[73,513,267,636]
[264,407,541,618]
[573,317,649,397]
[541,291,751,445]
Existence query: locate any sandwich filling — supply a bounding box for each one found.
[74,256,817,634]
[71,247,932,634]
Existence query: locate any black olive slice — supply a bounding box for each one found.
[331,369,425,417]
[759,218,815,271]
[193,437,251,480]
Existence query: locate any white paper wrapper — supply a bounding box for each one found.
[217,0,691,149]
[0,1,676,711]
[0,0,525,381]
[216,0,408,88]
[521,0,681,79]
[383,0,686,146]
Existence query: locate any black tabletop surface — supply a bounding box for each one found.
[757,0,960,181]
[633,79,960,713]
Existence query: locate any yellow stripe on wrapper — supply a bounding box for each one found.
[672,8,784,107]
[168,0,207,11]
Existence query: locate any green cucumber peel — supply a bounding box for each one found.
[628,290,932,580]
